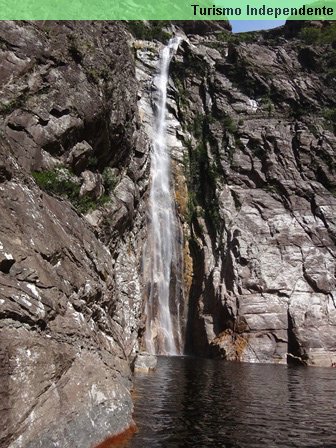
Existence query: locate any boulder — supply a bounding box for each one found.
[67,141,94,174]
[80,170,104,199]
[132,352,157,373]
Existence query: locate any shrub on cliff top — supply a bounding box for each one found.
[216,30,258,44]
[127,21,171,43]
[299,23,336,46]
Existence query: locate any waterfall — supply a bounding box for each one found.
[144,37,182,356]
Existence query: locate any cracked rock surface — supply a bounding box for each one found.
[0,21,150,448]
[1,18,336,448]
[129,21,336,367]
[163,22,336,367]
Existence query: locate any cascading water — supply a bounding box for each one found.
[144,37,183,356]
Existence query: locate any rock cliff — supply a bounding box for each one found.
[165,21,336,367]
[0,19,336,448]
[130,20,336,367]
[0,21,149,448]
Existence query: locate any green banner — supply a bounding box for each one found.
[0,0,335,20]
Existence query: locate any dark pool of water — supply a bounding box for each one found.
[128,356,336,448]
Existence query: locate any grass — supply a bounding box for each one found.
[32,169,80,198]
[32,167,111,214]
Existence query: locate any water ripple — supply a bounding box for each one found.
[126,357,336,448]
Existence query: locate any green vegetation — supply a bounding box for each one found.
[323,107,336,130]
[326,49,336,70]
[190,143,208,196]
[207,110,237,135]
[317,148,336,171]
[102,167,118,192]
[32,169,76,196]
[0,90,29,115]
[127,21,171,42]
[202,30,259,51]
[291,105,307,120]
[184,137,221,231]
[248,138,264,159]
[73,194,110,214]
[32,167,110,214]
[185,142,207,224]
[67,34,95,62]
[299,27,321,45]
[326,67,336,84]
[299,23,336,45]
[263,183,283,195]
[186,190,197,225]
[187,113,204,138]
[202,41,225,52]
[215,30,259,44]
[0,100,16,115]
[85,66,110,84]
[322,46,336,86]
[184,52,207,77]
[225,60,268,98]
[260,95,274,117]
[87,155,98,169]
[183,112,234,230]
[222,114,237,134]
[172,49,207,78]
[328,185,336,197]
[173,76,189,109]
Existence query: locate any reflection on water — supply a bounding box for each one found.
[127,356,336,448]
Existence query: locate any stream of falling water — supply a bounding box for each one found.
[144,37,182,356]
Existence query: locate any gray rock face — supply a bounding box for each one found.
[161,23,336,367]
[132,352,157,372]
[0,21,150,448]
[67,141,94,174]
[1,17,336,448]
[131,22,336,367]
[80,170,104,199]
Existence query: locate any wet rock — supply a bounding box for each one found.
[132,352,157,372]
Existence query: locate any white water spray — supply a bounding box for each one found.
[144,37,182,355]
